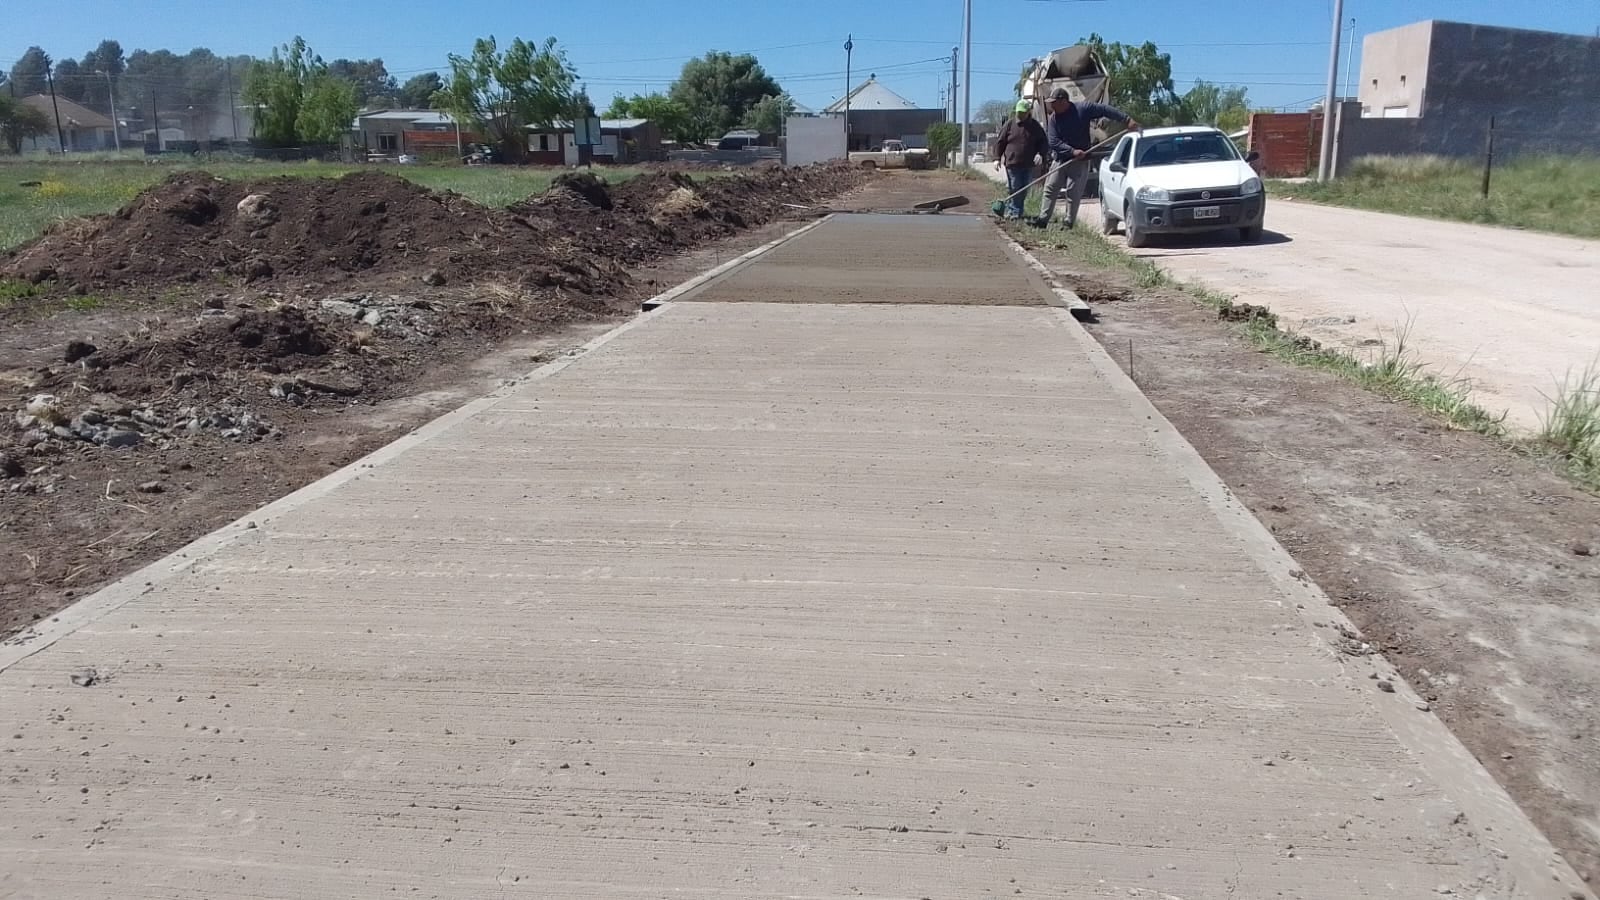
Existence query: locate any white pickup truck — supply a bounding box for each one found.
[849,140,931,170]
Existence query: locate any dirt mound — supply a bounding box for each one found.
[2,170,633,297]
[3,163,867,301]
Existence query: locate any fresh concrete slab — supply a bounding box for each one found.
[0,215,1587,899]
[684,213,1055,306]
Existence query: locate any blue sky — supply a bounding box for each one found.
[6,0,1597,113]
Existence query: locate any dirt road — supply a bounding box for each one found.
[1118,198,1600,431]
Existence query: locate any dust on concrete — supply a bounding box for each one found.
[1070,276,1600,885]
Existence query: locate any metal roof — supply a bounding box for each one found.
[357,109,457,124]
[823,77,920,113]
[526,118,653,131]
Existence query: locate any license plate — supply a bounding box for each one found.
[1194,206,1221,219]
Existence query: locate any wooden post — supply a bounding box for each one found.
[1480,116,1496,199]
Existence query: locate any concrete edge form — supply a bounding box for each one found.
[995,228,1091,315]
[641,215,834,310]
[1051,308,1594,898]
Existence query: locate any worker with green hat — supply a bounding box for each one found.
[992,99,1048,220]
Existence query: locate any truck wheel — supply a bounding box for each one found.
[1239,225,1263,243]
[1100,207,1119,235]
[859,160,877,170]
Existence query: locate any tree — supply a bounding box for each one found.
[978,99,1014,134]
[328,58,398,107]
[9,47,52,97]
[741,93,793,136]
[398,72,444,109]
[243,37,358,145]
[1178,80,1250,132]
[668,51,781,142]
[1079,34,1179,125]
[434,35,577,161]
[79,40,125,111]
[0,94,52,153]
[926,121,961,167]
[52,58,87,103]
[607,91,692,142]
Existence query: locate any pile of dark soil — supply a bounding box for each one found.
[2,163,866,299]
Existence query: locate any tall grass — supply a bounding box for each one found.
[0,159,644,251]
[1537,364,1600,484]
[1275,154,1600,239]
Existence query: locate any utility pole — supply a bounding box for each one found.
[45,62,66,153]
[101,69,121,151]
[844,35,853,151]
[1316,0,1345,181]
[226,60,239,141]
[950,46,959,122]
[960,0,972,167]
[151,88,159,151]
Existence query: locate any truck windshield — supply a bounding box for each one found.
[1135,133,1239,167]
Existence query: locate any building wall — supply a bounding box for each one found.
[1419,21,1600,158]
[846,109,945,152]
[784,115,846,166]
[1347,20,1600,166]
[1358,20,1433,118]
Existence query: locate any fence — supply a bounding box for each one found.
[1246,112,1325,178]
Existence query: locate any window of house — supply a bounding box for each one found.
[377,133,398,152]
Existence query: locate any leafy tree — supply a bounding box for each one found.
[606,91,692,141]
[9,47,52,97]
[434,35,577,161]
[243,37,358,145]
[668,51,781,142]
[328,58,398,107]
[0,94,52,153]
[52,58,87,102]
[741,93,794,136]
[79,40,125,111]
[1079,33,1179,125]
[398,72,444,108]
[122,48,185,114]
[1178,80,1250,132]
[926,121,961,167]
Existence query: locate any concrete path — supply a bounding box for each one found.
[1,214,1586,899]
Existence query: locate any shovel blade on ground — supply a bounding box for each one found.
[912,195,970,211]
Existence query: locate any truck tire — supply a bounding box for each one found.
[859,160,877,170]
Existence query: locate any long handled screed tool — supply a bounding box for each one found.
[988,132,1124,216]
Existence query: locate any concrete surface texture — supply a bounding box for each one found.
[685,213,1054,306]
[1124,199,1600,431]
[1,215,1589,899]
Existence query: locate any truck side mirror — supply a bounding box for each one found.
[1245,150,1261,163]
[1109,162,1127,174]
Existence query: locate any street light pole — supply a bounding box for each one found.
[1344,18,1358,101]
[844,35,853,151]
[101,69,121,151]
[960,0,972,167]
[1316,0,1345,181]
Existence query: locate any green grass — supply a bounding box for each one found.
[1272,154,1600,239]
[0,158,645,251]
[1536,364,1600,486]
[0,278,43,307]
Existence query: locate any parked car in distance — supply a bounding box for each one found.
[716,130,763,151]
[1097,126,1265,247]
[848,140,931,170]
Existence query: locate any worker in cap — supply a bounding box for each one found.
[992,99,1049,220]
[1035,86,1140,229]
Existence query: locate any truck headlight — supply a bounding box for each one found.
[1240,177,1263,195]
[1136,186,1170,203]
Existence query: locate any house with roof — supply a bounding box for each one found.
[823,76,946,152]
[16,94,117,153]
[525,118,664,165]
[353,109,478,159]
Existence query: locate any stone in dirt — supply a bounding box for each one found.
[64,340,97,363]
[422,269,447,287]
[69,668,99,687]
[136,481,165,494]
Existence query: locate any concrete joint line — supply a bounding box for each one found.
[1053,307,1591,897]
[993,225,1090,316]
[641,215,834,311]
[0,230,826,672]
